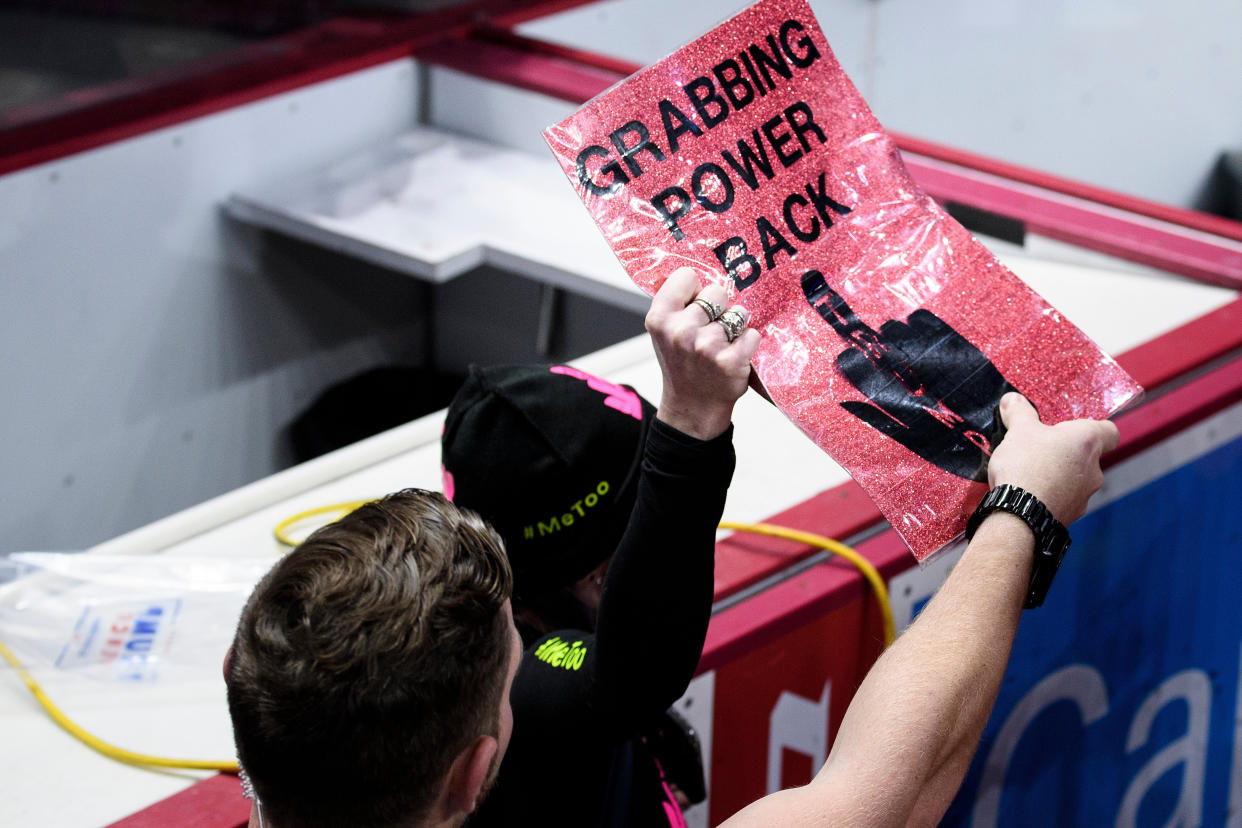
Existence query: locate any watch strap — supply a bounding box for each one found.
[965,484,1071,609]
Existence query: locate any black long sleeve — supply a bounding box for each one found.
[471,418,735,827]
[591,418,734,732]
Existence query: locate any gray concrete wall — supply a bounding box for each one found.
[1,61,426,552]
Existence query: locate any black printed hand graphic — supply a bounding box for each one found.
[802,270,1015,482]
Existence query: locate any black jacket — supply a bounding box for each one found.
[471,419,734,827]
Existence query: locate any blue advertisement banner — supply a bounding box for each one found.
[943,431,1242,826]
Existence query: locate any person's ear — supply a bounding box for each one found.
[443,734,498,815]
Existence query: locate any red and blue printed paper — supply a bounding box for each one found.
[543,0,1142,560]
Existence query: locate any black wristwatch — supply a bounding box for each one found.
[965,484,1070,609]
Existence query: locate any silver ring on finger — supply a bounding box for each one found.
[716,308,747,343]
[692,297,723,322]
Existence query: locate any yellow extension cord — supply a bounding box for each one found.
[0,502,895,775]
[717,521,895,648]
[271,500,374,548]
[0,637,238,772]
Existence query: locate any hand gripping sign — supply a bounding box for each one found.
[543,0,1142,560]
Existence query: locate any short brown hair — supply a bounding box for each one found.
[226,488,513,827]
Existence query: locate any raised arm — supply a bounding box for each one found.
[588,268,760,725]
[722,392,1119,828]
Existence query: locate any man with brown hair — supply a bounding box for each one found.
[225,489,522,828]
[225,268,1120,828]
[226,268,760,828]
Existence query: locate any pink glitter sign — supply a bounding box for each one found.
[544,0,1142,560]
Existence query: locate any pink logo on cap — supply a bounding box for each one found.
[550,365,643,421]
[442,465,455,501]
